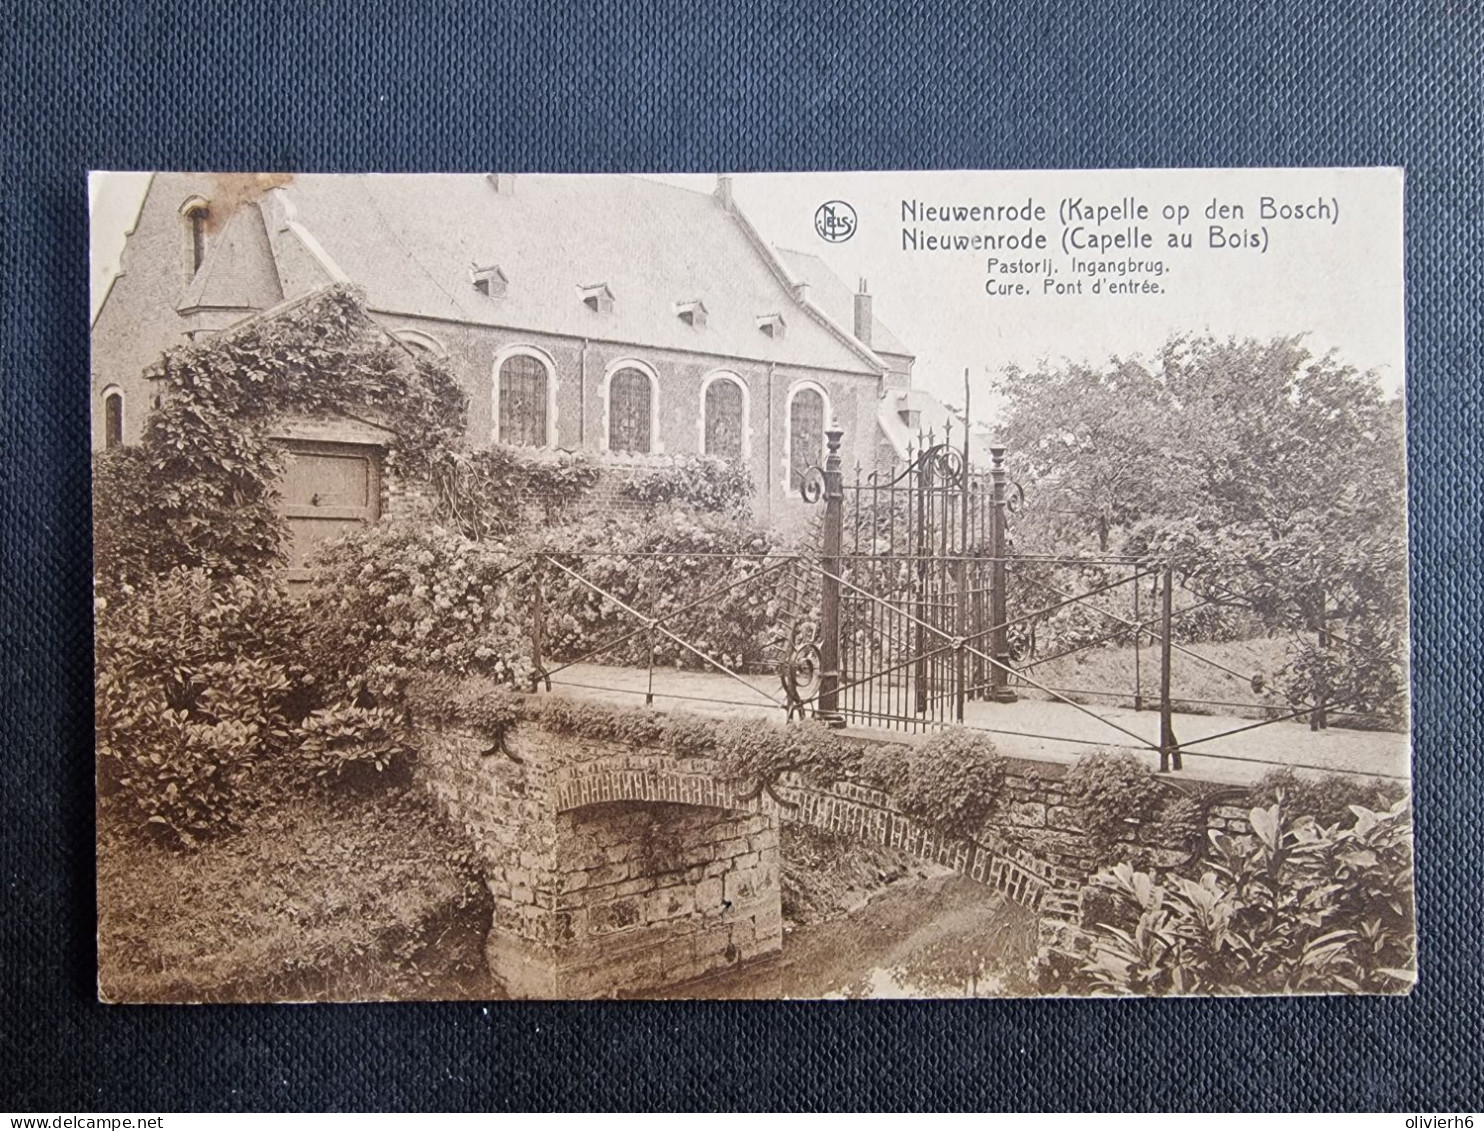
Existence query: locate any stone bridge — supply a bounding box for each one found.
[415,716,1241,998]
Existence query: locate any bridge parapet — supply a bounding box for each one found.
[774,775,1072,917]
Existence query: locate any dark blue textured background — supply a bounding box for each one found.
[3,0,1480,1111]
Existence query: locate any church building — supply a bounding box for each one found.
[92,172,942,523]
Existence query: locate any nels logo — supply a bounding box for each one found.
[813,200,857,243]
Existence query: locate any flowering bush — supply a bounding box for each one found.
[533,508,782,672]
[300,521,529,703]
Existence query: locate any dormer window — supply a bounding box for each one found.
[757,313,786,339]
[471,264,508,298]
[677,300,708,328]
[582,283,615,313]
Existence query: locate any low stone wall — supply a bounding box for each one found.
[415,715,1254,996]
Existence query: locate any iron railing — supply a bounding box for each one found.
[413,425,1405,783]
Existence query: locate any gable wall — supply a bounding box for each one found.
[91,174,221,448]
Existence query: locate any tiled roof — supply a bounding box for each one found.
[252,174,884,376]
[774,247,914,359]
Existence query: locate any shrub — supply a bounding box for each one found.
[1278,631,1408,724]
[432,445,601,538]
[864,729,1006,839]
[1064,750,1164,850]
[299,520,529,704]
[295,702,414,788]
[95,569,299,845]
[619,453,754,518]
[533,508,780,671]
[711,718,851,795]
[1049,798,1414,996]
[1157,793,1209,862]
[1246,767,1406,830]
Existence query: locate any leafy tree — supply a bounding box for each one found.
[993,356,1187,552]
[995,334,1408,717]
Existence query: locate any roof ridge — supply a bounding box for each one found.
[91,172,157,328]
[723,198,888,376]
[626,173,727,202]
[211,282,360,337]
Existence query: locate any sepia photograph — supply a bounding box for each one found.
[89,168,1411,1002]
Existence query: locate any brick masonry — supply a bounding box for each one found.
[415,718,1254,997]
[415,728,785,998]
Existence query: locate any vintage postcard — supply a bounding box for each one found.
[91,168,1411,1001]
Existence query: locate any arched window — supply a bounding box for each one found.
[703,376,745,460]
[607,367,653,453]
[102,388,124,449]
[497,352,551,447]
[394,329,446,357]
[788,385,827,490]
[180,197,210,277]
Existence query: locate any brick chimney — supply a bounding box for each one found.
[853,278,873,346]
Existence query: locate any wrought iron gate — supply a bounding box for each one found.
[797,424,1019,732]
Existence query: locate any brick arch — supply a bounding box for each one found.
[551,755,1065,915]
[553,756,759,816]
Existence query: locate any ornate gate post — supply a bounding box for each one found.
[988,446,1018,703]
[817,427,845,727]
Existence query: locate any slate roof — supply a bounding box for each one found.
[775,247,914,359]
[239,173,885,376]
[177,201,285,312]
[878,388,995,466]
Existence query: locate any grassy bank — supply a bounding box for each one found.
[1017,635,1400,729]
[780,823,945,925]
[97,785,492,1003]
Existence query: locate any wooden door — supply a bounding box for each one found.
[279,442,381,584]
